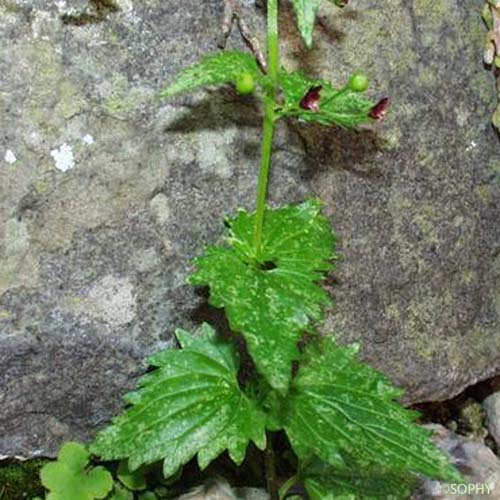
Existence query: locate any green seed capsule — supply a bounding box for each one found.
[349,73,369,92]
[235,73,255,95]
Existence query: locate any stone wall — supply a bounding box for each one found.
[1,0,500,457]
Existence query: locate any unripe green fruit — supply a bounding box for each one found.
[235,73,255,95]
[349,73,369,92]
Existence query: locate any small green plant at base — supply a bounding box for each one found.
[38,1,461,498]
[116,460,147,492]
[39,442,113,500]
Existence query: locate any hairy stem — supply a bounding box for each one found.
[264,432,279,500]
[253,0,279,256]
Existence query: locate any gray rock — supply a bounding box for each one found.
[236,489,269,500]
[177,478,268,499]
[1,0,500,458]
[484,392,500,450]
[415,425,500,499]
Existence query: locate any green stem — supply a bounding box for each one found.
[264,432,279,500]
[253,0,279,257]
[278,475,297,500]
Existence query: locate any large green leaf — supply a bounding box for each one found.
[278,70,379,128]
[290,0,320,48]
[160,51,265,97]
[284,338,462,482]
[189,199,336,392]
[295,455,416,500]
[90,324,266,477]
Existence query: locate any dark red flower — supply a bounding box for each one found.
[369,97,390,120]
[299,86,322,112]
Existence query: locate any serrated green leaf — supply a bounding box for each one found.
[161,51,265,98]
[117,460,147,491]
[290,0,320,48]
[189,199,336,392]
[278,71,377,128]
[297,455,416,500]
[90,324,266,477]
[284,338,462,483]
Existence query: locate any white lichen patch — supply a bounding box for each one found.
[76,275,136,327]
[0,218,38,295]
[455,105,470,127]
[55,0,67,11]
[161,103,236,178]
[51,143,75,172]
[149,193,171,225]
[31,10,57,40]
[4,218,30,256]
[195,129,236,179]
[129,247,161,273]
[82,134,95,145]
[466,141,477,152]
[116,0,133,14]
[4,149,17,164]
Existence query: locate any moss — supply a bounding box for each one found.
[489,160,500,182]
[414,0,448,31]
[57,81,82,120]
[102,74,148,118]
[0,0,23,14]
[457,399,487,440]
[0,309,13,321]
[61,0,120,26]
[0,459,48,499]
[474,184,493,204]
[33,179,50,195]
[461,269,476,285]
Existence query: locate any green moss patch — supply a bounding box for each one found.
[0,459,48,499]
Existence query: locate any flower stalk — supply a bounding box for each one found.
[253,0,279,257]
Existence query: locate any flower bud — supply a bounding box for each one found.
[369,97,390,120]
[299,86,322,112]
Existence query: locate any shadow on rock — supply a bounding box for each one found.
[289,122,386,181]
[190,287,233,339]
[163,92,262,134]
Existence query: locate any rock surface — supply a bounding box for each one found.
[178,479,268,499]
[415,425,500,499]
[1,0,500,457]
[484,391,500,450]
